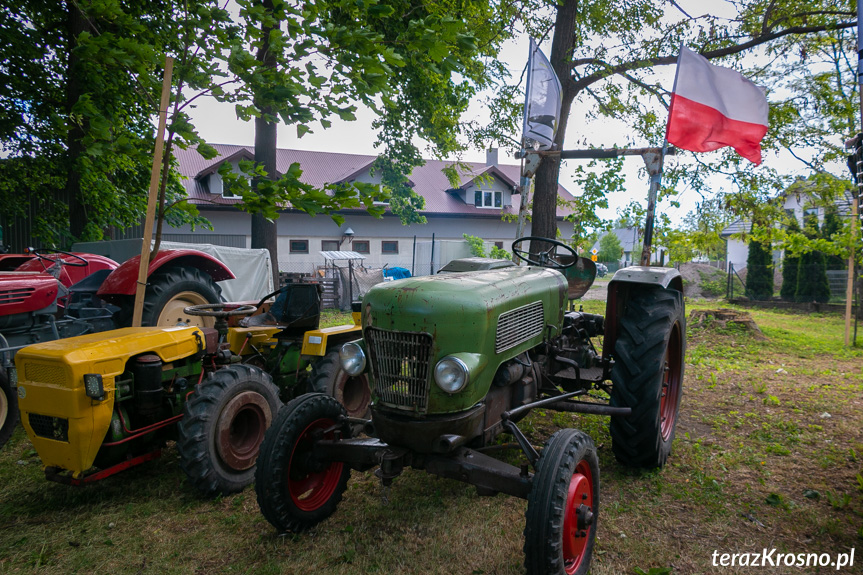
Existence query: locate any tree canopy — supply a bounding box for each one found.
[473,1,858,251]
[597,231,624,263]
[1,1,508,250]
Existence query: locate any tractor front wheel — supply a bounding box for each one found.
[0,369,18,449]
[177,365,281,495]
[255,393,351,533]
[308,350,371,420]
[610,287,685,468]
[524,429,599,575]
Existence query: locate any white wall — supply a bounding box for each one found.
[166,207,575,275]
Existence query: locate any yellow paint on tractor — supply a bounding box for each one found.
[301,324,362,356]
[223,326,281,355]
[15,326,204,476]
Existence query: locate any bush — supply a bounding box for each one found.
[745,224,773,301]
[795,214,831,303]
[779,217,800,301]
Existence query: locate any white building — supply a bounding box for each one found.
[170,145,577,275]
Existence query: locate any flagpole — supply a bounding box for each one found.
[514,40,537,255]
[846,0,863,346]
[639,48,682,267]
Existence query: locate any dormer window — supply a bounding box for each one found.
[373,183,389,205]
[474,190,502,208]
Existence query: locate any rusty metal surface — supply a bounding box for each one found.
[561,256,597,299]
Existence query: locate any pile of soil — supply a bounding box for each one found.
[582,263,729,301]
[677,262,727,299]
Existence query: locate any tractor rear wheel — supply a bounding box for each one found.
[0,369,19,449]
[524,429,599,575]
[117,265,221,328]
[255,393,351,533]
[308,350,371,420]
[177,365,281,495]
[609,287,685,468]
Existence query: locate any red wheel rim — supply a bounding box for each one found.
[288,418,344,511]
[561,459,594,574]
[217,391,272,471]
[659,323,683,441]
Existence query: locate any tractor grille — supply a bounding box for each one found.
[495,301,545,353]
[366,328,433,412]
[28,414,69,442]
[0,286,35,305]
[24,363,65,385]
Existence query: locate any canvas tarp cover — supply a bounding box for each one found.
[158,242,274,302]
[337,266,384,310]
[70,239,274,302]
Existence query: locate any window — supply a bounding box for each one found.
[474,190,503,208]
[494,242,504,249]
[382,241,399,254]
[373,184,389,205]
[321,240,340,252]
[804,207,818,217]
[289,240,308,254]
[221,182,239,198]
[353,240,370,254]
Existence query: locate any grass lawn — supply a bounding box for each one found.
[1,303,861,574]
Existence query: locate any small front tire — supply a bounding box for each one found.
[177,365,281,495]
[524,429,599,575]
[255,393,351,533]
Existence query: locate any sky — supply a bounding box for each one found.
[182,1,844,231]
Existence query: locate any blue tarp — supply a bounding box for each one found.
[383,267,411,280]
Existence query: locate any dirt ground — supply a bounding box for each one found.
[582,263,726,301]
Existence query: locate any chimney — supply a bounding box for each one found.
[486,148,498,167]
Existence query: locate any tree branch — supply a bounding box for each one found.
[571,20,857,93]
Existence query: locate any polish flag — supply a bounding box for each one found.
[666,47,769,164]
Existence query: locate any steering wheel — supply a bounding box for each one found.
[511,236,578,270]
[183,303,258,319]
[32,248,89,268]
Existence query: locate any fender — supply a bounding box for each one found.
[0,254,35,271]
[15,253,119,288]
[97,249,235,297]
[602,266,684,362]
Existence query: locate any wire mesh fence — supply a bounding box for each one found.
[728,263,860,304]
[275,237,477,309]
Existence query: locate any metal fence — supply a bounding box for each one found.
[276,236,478,309]
[727,263,859,304]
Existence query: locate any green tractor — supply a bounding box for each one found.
[13,282,370,495]
[254,237,685,575]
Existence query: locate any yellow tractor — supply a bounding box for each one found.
[13,283,369,495]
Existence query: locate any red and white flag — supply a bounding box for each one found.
[666,47,769,164]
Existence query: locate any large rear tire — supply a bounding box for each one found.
[609,287,685,468]
[177,365,281,495]
[255,393,351,533]
[524,429,599,575]
[117,265,221,328]
[0,369,18,449]
[308,350,371,420]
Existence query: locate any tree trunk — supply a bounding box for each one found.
[530,0,579,244]
[65,1,88,244]
[252,0,280,289]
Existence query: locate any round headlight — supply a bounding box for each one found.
[434,356,469,393]
[339,342,366,376]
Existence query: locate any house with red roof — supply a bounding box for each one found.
[170,144,577,275]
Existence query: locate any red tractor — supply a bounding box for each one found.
[0,248,233,448]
